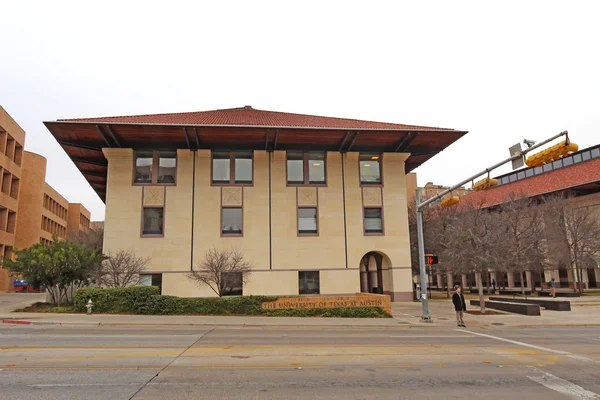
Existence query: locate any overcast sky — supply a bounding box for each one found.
[1,1,599,221]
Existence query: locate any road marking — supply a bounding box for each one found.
[457,329,598,363]
[388,335,472,338]
[527,368,600,399]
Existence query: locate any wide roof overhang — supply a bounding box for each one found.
[44,120,467,203]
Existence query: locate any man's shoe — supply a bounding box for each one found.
[461,324,466,327]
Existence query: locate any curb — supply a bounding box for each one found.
[1,319,32,325]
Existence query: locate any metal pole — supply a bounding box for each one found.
[418,131,568,210]
[415,130,568,321]
[416,191,430,321]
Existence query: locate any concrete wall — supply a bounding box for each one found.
[102,149,415,300]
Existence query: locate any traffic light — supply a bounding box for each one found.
[424,254,438,265]
[525,140,578,168]
[472,177,498,191]
[441,196,460,208]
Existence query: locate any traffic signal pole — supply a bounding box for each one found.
[415,130,568,322]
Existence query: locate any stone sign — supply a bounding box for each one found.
[261,293,392,315]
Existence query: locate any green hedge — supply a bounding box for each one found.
[74,286,160,313]
[73,286,390,318]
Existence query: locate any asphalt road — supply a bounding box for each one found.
[1,324,599,399]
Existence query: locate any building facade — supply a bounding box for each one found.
[0,107,25,292]
[0,107,93,292]
[45,106,467,300]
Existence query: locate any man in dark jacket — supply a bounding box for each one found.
[452,285,467,327]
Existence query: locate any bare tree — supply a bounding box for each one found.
[497,192,542,295]
[188,248,253,297]
[449,197,505,313]
[69,226,104,253]
[95,250,150,288]
[545,194,600,294]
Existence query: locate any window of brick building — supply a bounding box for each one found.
[142,207,164,236]
[134,151,176,185]
[359,153,382,185]
[364,208,383,234]
[299,271,320,295]
[286,152,326,185]
[298,207,318,235]
[212,151,253,185]
[222,207,242,236]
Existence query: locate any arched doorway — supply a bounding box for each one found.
[359,252,384,294]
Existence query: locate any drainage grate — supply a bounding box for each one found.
[491,323,504,326]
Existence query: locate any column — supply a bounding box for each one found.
[462,274,468,289]
[507,272,515,288]
[447,272,454,290]
[437,273,443,289]
[526,271,533,290]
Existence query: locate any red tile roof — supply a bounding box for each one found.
[58,106,455,131]
[463,157,600,208]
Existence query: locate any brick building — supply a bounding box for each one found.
[0,107,92,292]
[44,106,467,300]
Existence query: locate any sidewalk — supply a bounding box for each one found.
[2,296,600,329]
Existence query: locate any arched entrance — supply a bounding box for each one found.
[359,252,384,294]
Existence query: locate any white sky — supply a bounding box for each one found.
[1,1,599,221]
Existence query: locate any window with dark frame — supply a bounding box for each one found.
[142,207,164,236]
[221,272,243,296]
[222,207,242,235]
[359,153,382,185]
[286,151,326,185]
[298,207,318,234]
[212,151,253,185]
[134,151,177,185]
[299,271,320,295]
[364,208,383,234]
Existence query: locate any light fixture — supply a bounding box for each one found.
[371,156,379,160]
[364,163,371,167]
[313,163,321,166]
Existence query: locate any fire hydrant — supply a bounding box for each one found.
[86,299,93,315]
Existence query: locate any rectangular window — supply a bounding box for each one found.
[562,157,573,166]
[212,151,253,185]
[299,271,320,295]
[552,159,562,169]
[10,177,19,199]
[158,151,177,184]
[222,207,242,235]
[534,166,543,175]
[286,151,326,185]
[142,207,164,236]
[221,272,243,296]
[582,151,591,161]
[364,208,383,234]
[359,153,382,185]
[134,151,177,185]
[517,171,525,180]
[2,171,11,195]
[139,274,163,292]
[543,163,553,172]
[591,148,600,158]
[573,153,582,163]
[525,169,534,177]
[298,207,318,235]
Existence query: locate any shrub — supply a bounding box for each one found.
[73,287,389,318]
[73,286,160,313]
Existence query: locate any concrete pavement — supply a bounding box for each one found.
[1,324,599,399]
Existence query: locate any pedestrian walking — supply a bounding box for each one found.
[452,285,467,327]
[549,278,556,298]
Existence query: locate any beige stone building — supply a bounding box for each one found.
[45,106,466,300]
[0,107,92,292]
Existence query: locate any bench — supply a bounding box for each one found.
[470,300,541,315]
[538,291,581,298]
[489,296,571,311]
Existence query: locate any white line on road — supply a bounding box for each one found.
[389,335,473,338]
[31,384,138,387]
[456,329,598,363]
[527,367,600,399]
